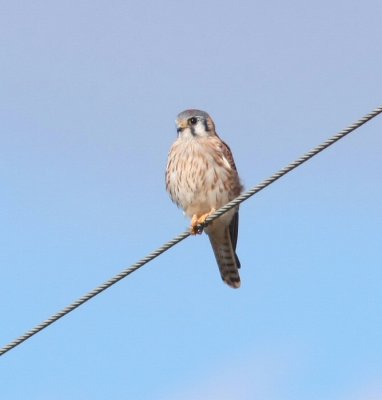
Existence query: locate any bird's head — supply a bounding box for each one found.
[175,109,216,139]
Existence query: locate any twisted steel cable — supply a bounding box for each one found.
[1,105,381,357]
[204,105,382,225]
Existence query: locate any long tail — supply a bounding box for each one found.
[208,226,241,289]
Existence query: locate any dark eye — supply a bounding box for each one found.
[189,117,198,125]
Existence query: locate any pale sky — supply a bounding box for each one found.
[1,1,381,399]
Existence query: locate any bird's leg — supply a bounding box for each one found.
[190,208,216,235]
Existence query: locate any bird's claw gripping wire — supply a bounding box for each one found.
[190,209,215,235]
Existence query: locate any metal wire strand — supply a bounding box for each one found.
[1,105,381,357]
[203,105,382,226]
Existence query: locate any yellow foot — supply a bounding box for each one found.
[190,208,216,235]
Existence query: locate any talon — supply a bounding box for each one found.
[190,222,204,235]
[190,225,200,235]
[190,208,216,235]
[196,224,204,234]
[190,215,200,235]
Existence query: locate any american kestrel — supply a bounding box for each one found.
[166,109,243,288]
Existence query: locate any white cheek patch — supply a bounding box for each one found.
[195,121,208,136]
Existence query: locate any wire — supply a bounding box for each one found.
[1,105,381,357]
[204,105,382,224]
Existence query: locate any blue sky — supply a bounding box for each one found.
[1,1,381,399]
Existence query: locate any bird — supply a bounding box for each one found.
[166,109,244,288]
